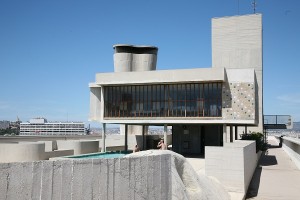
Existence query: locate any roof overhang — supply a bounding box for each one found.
[91,67,225,86]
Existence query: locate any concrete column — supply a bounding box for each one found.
[223,124,227,144]
[142,125,145,150]
[101,123,106,152]
[164,124,168,147]
[125,124,128,152]
[230,125,233,143]
[235,126,238,140]
[245,125,248,134]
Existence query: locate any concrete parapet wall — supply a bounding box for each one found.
[56,140,99,155]
[0,154,171,200]
[282,137,300,169]
[205,140,258,198]
[0,142,47,163]
[44,149,74,159]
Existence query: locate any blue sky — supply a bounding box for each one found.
[1,0,300,126]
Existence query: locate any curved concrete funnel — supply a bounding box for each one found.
[113,44,158,72]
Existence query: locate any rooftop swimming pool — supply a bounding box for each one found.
[66,152,129,159]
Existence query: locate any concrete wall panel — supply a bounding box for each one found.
[91,159,101,199]
[52,160,63,200]
[61,160,73,200]
[119,158,130,200]
[205,140,258,198]
[282,137,300,169]
[31,161,43,200]
[41,161,53,200]
[99,159,108,199]
[0,153,211,200]
[82,159,93,200]
[0,143,46,163]
[0,163,9,200]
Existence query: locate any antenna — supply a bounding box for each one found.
[237,0,240,15]
[252,0,257,14]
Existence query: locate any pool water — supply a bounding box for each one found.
[67,152,128,159]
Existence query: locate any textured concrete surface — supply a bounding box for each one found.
[247,136,300,200]
[205,140,259,199]
[282,137,300,169]
[0,150,232,200]
[0,153,173,200]
[0,142,47,163]
[127,150,230,200]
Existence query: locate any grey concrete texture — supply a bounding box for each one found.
[205,140,259,198]
[126,150,230,200]
[0,150,232,200]
[282,136,300,169]
[247,136,300,200]
[0,153,173,200]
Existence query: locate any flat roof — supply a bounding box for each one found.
[113,44,158,50]
[91,67,224,86]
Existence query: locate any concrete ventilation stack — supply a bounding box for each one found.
[113,44,158,136]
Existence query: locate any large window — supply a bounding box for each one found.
[104,83,222,118]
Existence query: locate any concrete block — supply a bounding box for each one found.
[152,155,162,200]
[119,157,130,200]
[31,161,43,200]
[61,160,73,200]
[161,154,171,200]
[205,141,257,195]
[22,162,34,200]
[41,161,54,200]
[52,160,63,200]
[131,156,146,200]
[139,156,148,199]
[91,159,101,199]
[113,158,121,200]
[81,159,93,200]
[99,159,108,199]
[72,159,83,200]
[129,157,138,199]
[107,159,115,200]
[6,162,26,200]
[0,163,9,200]
[146,156,155,199]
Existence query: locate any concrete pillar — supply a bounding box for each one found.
[230,125,233,143]
[245,125,248,134]
[142,125,145,150]
[125,124,128,152]
[223,124,227,144]
[101,123,106,152]
[235,126,238,140]
[164,124,168,147]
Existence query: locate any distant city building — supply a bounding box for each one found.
[20,118,85,135]
[0,120,10,129]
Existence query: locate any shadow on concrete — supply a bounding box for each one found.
[259,154,278,166]
[246,151,278,199]
[184,154,205,159]
[246,167,262,198]
[268,144,281,149]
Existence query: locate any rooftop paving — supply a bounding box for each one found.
[247,136,300,200]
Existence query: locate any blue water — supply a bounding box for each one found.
[68,152,127,159]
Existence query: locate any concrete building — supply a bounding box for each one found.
[20,118,85,136]
[89,14,263,156]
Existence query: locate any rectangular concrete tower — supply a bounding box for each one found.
[212,14,263,132]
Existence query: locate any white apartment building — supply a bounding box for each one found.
[20,118,85,135]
